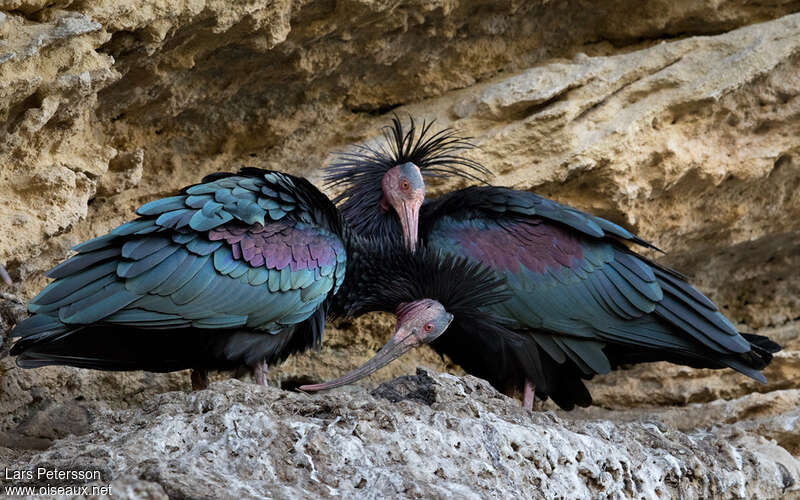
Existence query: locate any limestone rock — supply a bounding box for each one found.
[2,371,798,499]
[1,1,799,496]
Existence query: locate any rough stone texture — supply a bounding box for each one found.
[2,372,799,499]
[1,1,800,497]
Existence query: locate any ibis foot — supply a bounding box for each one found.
[522,379,535,411]
[191,369,209,391]
[252,360,268,386]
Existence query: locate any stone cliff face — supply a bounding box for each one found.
[1,1,799,497]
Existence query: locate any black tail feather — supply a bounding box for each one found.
[540,354,593,410]
[742,333,781,355]
[605,331,779,383]
[511,336,592,410]
[12,325,301,373]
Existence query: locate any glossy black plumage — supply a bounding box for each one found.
[328,238,533,389]
[329,119,780,410]
[423,187,778,407]
[331,238,510,327]
[11,169,348,378]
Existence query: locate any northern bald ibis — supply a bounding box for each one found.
[11,168,476,390]
[312,119,780,410]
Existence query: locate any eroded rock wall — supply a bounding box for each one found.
[1,1,799,497]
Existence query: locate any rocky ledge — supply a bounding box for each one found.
[1,370,797,499]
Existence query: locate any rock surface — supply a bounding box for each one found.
[1,1,799,498]
[2,371,799,499]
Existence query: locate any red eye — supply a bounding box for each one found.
[424,322,434,332]
[400,179,410,190]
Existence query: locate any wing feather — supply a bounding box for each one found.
[429,211,756,378]
[12,170,346,366]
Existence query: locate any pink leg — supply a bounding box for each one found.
[0,264,12,286]
[522,379,535,410]
[252,360,268,386]
[191,369,209,391]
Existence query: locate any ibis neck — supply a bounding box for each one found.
[329,232,401,320]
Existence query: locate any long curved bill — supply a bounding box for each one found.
[399,199,421,252]
[299,313,453,392]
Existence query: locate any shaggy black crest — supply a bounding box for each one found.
[326,116,491,189]
[333,238,543,398]
[326,117,491,241]
[333,239,510,326]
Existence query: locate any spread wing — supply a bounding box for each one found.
[425,187,765,384]
[11,170,347,366]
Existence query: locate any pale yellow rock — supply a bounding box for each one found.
[0,2,799,496]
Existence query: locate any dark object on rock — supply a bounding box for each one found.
[371,368,438,405]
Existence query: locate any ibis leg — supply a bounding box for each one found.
[191,369,209,391]
[0,263,11,286]
[252,359,268,386]
[522,379,535,410]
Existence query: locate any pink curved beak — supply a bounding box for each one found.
[299,313,453,392]
[398,198,421,253]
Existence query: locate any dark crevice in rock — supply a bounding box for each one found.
[586,28,726,50]
[5,91,44,133]
[350,102,403,116]
[282,375,318,391]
